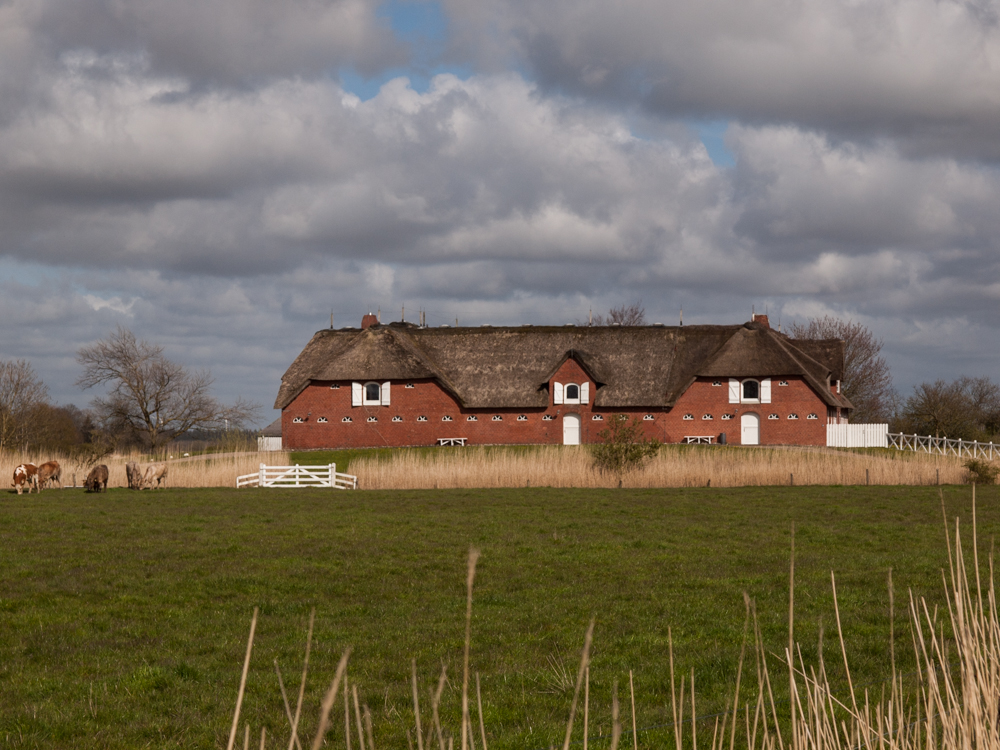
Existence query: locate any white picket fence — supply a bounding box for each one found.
[237,463,358,490]
[826,423,889,448]
[888,433,1000,460]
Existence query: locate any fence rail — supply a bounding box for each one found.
[888,433,998,460]
[237,463,358,490]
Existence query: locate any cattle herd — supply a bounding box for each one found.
[10,460,168,494]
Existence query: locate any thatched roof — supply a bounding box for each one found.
[274,321,852,411]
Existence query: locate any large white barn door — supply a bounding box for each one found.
[741,413,760,445]
[563,414,581,445]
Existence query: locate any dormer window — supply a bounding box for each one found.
[553,381,589,405]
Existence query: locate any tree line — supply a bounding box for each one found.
[0,327,258,455]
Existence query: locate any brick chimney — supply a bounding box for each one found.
[361,313,378,330]
[751,313,770,329]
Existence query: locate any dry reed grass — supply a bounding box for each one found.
[353,445,968,490]
[0,449,290,489]
[230,490,1000,750]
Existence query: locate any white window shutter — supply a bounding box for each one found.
[554,382,564,405]
[352,382,362,406]
[381,381,391,406]
[761,378,771,403]
[728,379,739,404]
[581,382,590,404]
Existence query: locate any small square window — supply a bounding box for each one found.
[592,415,603,421]
[367,416,377,423]
[391,416,402,422]
[702,414,713,420]
[542,415,554,421]
[683,414,694,421]
[643,414,654,421]
[517,415,527,421]
[768,414,779,420]
[342,416,352,423]
[405,383,415,389]
[778,380,789,387]
[417,416,428,422]
[712,380,722,386]
[317,417,328,423]
[442,415,453,422]
[788,414,799,420]
[292,417,304,423]
[467,415,478,422]
[492,415,502,421]
[721,414,732,421]
[807,413,818,420]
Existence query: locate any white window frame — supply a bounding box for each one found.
[354,381,390,406]
[735,378,771,404]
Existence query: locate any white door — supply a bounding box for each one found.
[563,414,581,445]
[741,413,760,445]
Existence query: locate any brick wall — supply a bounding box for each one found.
[281,366,830,449]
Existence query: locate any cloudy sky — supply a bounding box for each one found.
[3,0,1000,420]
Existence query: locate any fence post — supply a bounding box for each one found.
[295,463,300,487]
[329,463,335,488]
[259,462,265,487]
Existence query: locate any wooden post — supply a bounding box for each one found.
[937,468,940,486]
[259,462,265,488]
[866,469,869,486]
[790,473,794,486]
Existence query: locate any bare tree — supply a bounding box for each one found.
[76,326,259,449]
[0,359,50,452]
[896,376,1000,441]
[587,301,647,326]
[789,316,895,423]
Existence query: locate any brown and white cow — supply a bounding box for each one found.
[83,465,109,493]
[12,463,38,495]
[37,461,61,490]
[141,463,168,489]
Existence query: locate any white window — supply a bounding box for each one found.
[517,415,527,421]
[734,378,771,404]
[391,416,402,422]
[702,414,713,420]
[417,416,428,422]
[330,384,340,389]
[721,414,732,420]
[807,413,818,420]
[292,417,304,423]
[442,415,453,422]
[788,413,799,420]
[712,381,722,387]
[492,415,503,421]
[565,384,580,403]
[778,380,789,387]
[317,417,328,423]
[467,415,478,422]
[542,415,554,421]
[683,414,694,421]
[405,383,415,389]
[643,414,654,421]
[553,381,590,404]
[592,415,603,421]
[367,416,377,423]
[354,381,390,406]
[342,417,352,423]
[768,414,779,420]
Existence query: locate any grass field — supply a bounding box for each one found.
[0,484,991,748]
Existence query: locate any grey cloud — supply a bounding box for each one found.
[443,0,1000,158]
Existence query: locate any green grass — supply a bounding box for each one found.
[0,485,991,749]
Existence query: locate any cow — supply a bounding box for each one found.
[12,464,38,495]
[141,463,168,489]
[37,461,61,490]
[83,465,109,493]
[125,461,143,490]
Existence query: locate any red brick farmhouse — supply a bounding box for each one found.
[274,315,853,449]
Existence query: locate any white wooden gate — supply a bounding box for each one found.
[826,424,889,448]
[237,463,358,489]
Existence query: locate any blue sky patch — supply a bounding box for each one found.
[692,119,735,167]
